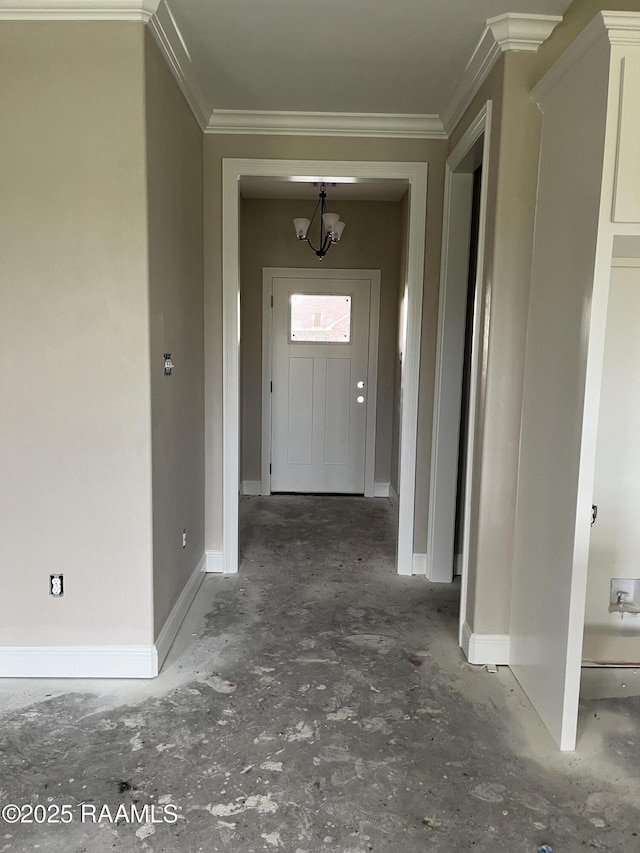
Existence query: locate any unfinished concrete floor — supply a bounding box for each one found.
[1,496,640,853]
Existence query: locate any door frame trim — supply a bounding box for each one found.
[427,102,492,609]
[222,158,428,575]
[261,267,381,497]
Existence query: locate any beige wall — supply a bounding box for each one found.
[0,22,153,645]
[239,197,402,486]
[145,31,205,638]
[203,136,447,553]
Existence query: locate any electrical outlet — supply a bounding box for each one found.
[182,529,187,549]
[609,578,640,613]
[50,574,64,597]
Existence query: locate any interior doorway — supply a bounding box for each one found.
[427,102,492,644]
[222,159,429,576]
[453,164,482,577]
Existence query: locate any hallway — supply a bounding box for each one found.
[1,497,640,852]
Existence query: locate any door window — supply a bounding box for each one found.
[289,293,352,343]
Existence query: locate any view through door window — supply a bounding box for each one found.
[289,293,352,343]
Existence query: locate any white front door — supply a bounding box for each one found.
[271,276,371,493]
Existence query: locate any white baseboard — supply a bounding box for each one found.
[240,480,262,496]
[461,621,510,665]
[155,554,206,670]
[245,480,390,498]
[373,481,390,498]
[0,555,208,679]
[0,645,158,679]
[389,483,399,507]
[205,550,224,572]
[412,553,428,576]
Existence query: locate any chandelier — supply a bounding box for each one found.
[293,183,346,260]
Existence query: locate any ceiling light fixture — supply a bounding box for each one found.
[293,183,346,260]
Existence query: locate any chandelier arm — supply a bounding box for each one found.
[305,194,323,253]
[318,185,328,252]
[316,188,332,259]
[296,182,340,260]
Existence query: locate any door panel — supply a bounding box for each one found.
[324,358,351,465]
[287,357,314,464]
[271,277,370,493]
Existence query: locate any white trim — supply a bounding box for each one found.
[412,553,428,576]
[154,554,205,670]
[0,0,159,19]
[148,0,210,128]
[206,110,446,139]
[487,12,562,52]
[0,556,207,678]
[373,481,390,498]
[240,480,262,496]
[454,554,463,576]
[224,159,427,578]
[440,28,500,136]
[460,622,510,665]
[442,14,560,135]
[222,162,242,574]
[0,645,158,678]
[205,549,224,573]
[260,267,380,498]
[601,11,640,45]
[458,112,492,647]
[365,276,381,498]
[261,273,273,496]
[612,256,640,267]
[428,102,492,599]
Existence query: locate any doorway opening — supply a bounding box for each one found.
[453,164,482,578]
[427,103,492,657]
[222,160,428,576]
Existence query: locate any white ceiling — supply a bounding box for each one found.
[169,0,571,117]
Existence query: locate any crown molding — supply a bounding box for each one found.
[441,26,501,136]
[441,13,562,135]
[148,0,210,129]
[0,0,159,20]
[487,12,562,52]
[205,109,447,139]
